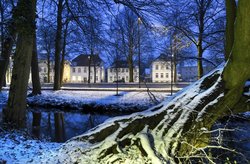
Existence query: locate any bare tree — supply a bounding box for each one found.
[166,0,225,79]
[4,0,37,128]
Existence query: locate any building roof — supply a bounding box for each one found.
[153,53,172,62]
[110,60,129,68]
[109,60,138,68]
[71,54,103,67]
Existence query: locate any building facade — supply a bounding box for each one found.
[151,54,172,83]
[38,60,71,83]
[107,67,139,83]
[107,61,139,83]
[70,54,105,83]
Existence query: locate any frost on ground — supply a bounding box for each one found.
[26,91,168,112]
[0,131,60,164]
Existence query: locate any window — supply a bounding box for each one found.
[84,77,87,82]
[126,76,128,81]
[134,69,137,72]
[84,67,87,73]
[110,69,113,73]
[72,76,76,81]
[96,76,98,81]
[44,67,47,73]
[161,65,164,70]
[73,68,76,73]
[78,68,81,73]
[166,73,169,78]
[161,73,164,78]
[155,65,159,70]
[90,76,93,80]
[110,76,113,81]
[77,76,81,81]
[122,68,124,73]
[156,73,159,78]
[126,68,129,72]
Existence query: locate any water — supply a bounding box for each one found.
[0,105,123,142]
[27,108,123,142]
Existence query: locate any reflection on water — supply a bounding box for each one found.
[28,109,119,142]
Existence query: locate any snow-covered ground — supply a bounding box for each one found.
[0,131,60,164]
[26,90,169,112]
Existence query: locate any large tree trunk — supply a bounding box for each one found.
[53,0,63,90]
[31,31,41,95]
[43,1,250,163]
[3,0,36,128]
[225,0,237,60]
[47,50,51,83]
[128,54,134,82]
[60,21,68,87]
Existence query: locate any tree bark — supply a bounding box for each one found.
[53,0,63,90]
[31,31,41,95]
[225,0,237,60]
[197,1,205,80]
[3,0,36,128]
[52,1,250,163]
[47,50,51,83]
[60,20,68,87]
[128,54,134,82]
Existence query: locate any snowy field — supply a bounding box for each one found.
[26,90,169,112]
[0,132,60,164]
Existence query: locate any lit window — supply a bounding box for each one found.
[77,76,81,81]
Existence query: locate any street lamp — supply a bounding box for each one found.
[138,17,142,88]
[88,55,91,84]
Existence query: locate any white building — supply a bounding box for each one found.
[107,61,139,83]
[151,54,172,83]
[71,54,105,83]
[38,60,71,83]
[38,60,55,83]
